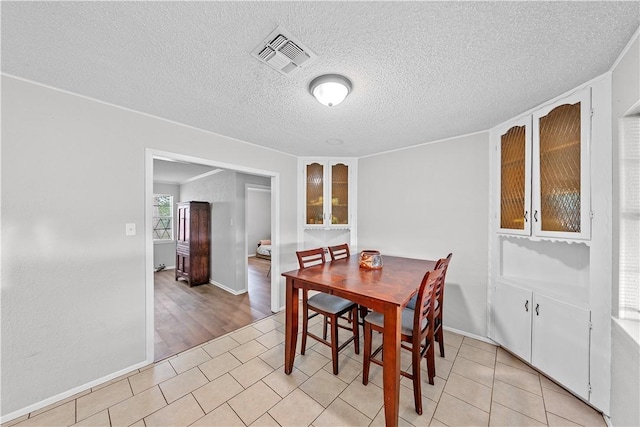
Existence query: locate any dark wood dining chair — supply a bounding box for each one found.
[362,261,447,415]
[296,248,360,375]
[328,243,371,323]
[406,252,453,357]
[328,243,350,261]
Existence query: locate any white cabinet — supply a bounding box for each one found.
[492,282,532,361]
[490,79,610,412]
[492,281,591,400]
[531,293,591,399]
[497,88,592,240]
[298,158,357,251]
[301,158,356,228]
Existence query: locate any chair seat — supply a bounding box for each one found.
[365,309,428,337]
[308,293,355,313]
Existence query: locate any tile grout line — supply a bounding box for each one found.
[288,346,374,425]
[489,350,497,426]
[491,378,549,424]
[254,378,286,426]
[189,391,208,425]
[539,373,550,426]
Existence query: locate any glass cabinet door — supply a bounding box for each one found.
[306,162,324,225]
[304,160,352,227]
[532,89,591,239]
[539,103,582,232]
[500,123,531,235]
[498,119,531,235]
[330,163,349,225]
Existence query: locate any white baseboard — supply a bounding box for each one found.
[209,279,246,295]
[443,326,498,345]
[0,359,151,424]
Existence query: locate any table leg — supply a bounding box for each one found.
[284,277,299,374]
[382,303,401,427]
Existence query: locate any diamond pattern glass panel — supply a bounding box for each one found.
[331,163,349,224]
[539,102,581,232]
[306,163,324,224]
[501,126,526,230]
[153,194,173,239]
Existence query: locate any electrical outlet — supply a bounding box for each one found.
[125,223,136,236]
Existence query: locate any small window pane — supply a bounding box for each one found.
[153,194,173,240]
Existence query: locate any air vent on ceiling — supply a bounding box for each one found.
[251,26,317,76]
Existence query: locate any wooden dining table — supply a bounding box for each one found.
[282,254,437,427]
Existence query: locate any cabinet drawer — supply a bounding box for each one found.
[176,253,190,275]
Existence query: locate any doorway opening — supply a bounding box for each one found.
[246,185,272,322]
[145,149,280,363]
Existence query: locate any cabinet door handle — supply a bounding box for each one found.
[525,300,529,312]
[524,211,528,223]
[534,210,539,222]
[535,303,540,316]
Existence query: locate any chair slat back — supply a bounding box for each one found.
[433,253,453,314]
[296,248,326,269]
[328,243,350,261]
[413,263,447,335]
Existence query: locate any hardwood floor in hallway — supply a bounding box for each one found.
[154,256,273,361]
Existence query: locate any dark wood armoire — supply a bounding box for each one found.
[175,201,211,286]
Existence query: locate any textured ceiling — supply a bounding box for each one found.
[2,2,639,157]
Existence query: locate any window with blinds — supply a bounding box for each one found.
[619,114,640,320]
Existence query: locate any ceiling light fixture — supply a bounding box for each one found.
[309,74,352,107]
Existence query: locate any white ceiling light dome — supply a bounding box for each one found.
[309,74,352,107]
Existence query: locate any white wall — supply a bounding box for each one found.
[180,170,236,290]
[0,75,298,418]
[247,188,271,256]
[152,182,179,268]
[610,31,640,427]
[234,174,270,289]
[358,132,490,336]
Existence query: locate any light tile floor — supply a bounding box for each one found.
[4,312,606,427]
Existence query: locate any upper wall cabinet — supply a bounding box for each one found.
[302,158,355,227]
[532,89,591,240]
[497,116,532,236]
[497,88,592,240]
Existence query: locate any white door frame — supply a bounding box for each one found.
[145,148,280,363]
[245,184,271,290]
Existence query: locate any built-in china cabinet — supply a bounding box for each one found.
[497,88,591,240]
[490,86,599,404]
[298,158,357,250]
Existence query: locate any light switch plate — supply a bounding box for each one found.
[125,223,136,236]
